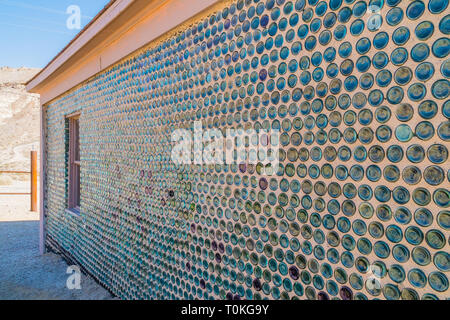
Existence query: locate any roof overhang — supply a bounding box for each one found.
[26,0,221,105]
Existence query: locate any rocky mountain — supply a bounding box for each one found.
[0,67,41,185]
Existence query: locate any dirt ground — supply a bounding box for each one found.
[0,191,115,300]
[0,182,37,222]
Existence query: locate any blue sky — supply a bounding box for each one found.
[0,0,110,68]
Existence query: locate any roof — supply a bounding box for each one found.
[26,0,221,105]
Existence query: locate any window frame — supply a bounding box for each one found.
[67,112,81,212]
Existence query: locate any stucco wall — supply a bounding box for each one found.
[44,0,449,300]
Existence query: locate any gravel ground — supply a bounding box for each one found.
[0,196,115,300]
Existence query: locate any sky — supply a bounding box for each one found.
[0,0,110,69]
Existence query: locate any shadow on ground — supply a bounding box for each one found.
[0,220,114,300]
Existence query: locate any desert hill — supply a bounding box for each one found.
[0,67,41,185]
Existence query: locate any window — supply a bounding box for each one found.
[67,113,80,212]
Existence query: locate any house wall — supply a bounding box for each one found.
[44,0,449,300]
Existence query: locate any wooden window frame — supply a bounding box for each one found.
[67,112,81,212]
